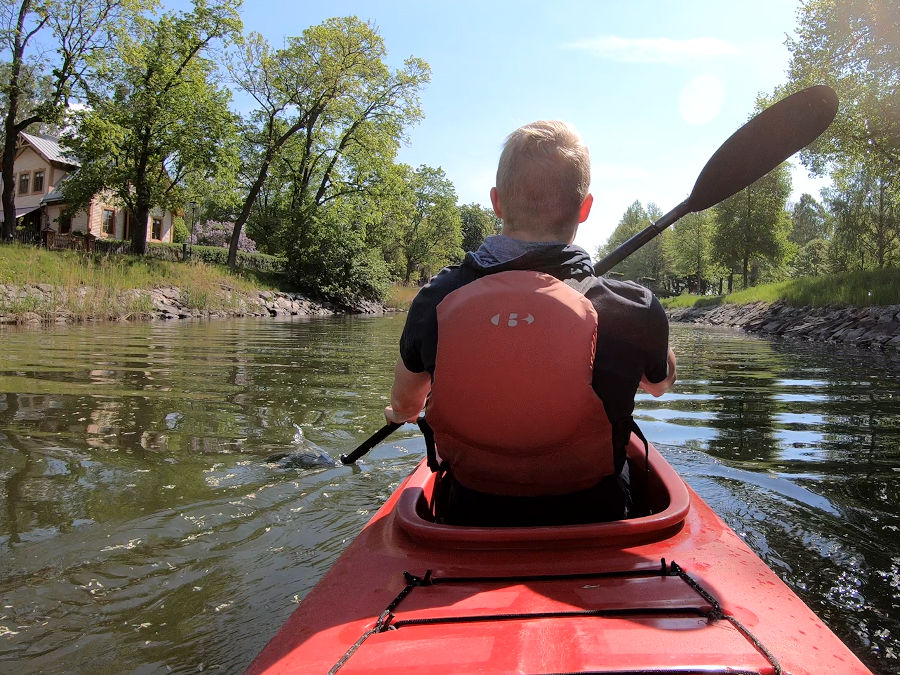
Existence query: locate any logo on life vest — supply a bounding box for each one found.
[490,312,535,327]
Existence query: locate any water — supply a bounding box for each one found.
[0,318,897,674]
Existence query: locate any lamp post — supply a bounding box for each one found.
[189,201,197,258]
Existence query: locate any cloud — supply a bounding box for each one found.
[566,35,741,64]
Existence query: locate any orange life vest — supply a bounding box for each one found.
[425,269,615,496]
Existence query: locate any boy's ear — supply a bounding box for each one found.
[490,187,503,218]
[578,194,594,223]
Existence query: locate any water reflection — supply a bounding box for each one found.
[0,318,897,674]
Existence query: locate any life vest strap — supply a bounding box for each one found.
[418,416,443,473]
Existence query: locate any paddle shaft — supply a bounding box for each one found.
[340,422,402,465]
[594,201,689,276]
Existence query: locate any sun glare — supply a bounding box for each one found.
[678,75,725,126]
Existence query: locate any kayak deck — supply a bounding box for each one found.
[248,439,871,674]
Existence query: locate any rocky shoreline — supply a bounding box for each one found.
[0,283,385,325]
[4,283,898,351]
[667,301,900,351]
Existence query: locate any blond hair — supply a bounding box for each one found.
[495,120,591,235]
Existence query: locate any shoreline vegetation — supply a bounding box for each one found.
[1,246,898,351]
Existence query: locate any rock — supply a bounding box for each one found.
[668,302,900,351]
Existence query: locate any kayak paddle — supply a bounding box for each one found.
[594,84,838,275]
[340,422,402,465]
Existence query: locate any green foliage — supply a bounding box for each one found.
[459,202,500,253]
[226,17,430,267]
[148,241,284,275]
[785,0,900,180]
[0,242,290,320]
[61,0,243,253]
[283,209,390,304]
[664,210,719,293]
[664,267,899,309]
[659,293,723,310]
[598,200,668,283]
[782,0,900,275]
[790,193,832,246]
[824,163,899,270]
[712,163,792,287]
[0,0,144,239]
[172,216,189,244]
[791,238,830,277]
[394,165,462,282]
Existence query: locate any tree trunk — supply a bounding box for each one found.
[1,130,17,240]
[1,1,30,241]
[228,154,276,268]
[132,202,150,255]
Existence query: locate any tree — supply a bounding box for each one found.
[789,193,831,246]
[665,210,715,294]
[0,0,139,240]
[459,202,499,254]
[392,164,462,283]
[61,0,242,254]
[825,163,899,270]
[785,0,900,180]
[712,163,792,289]
[226,18,430,268]
[792,238,830,277]
[598,200,669,284]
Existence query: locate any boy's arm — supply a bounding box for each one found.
[384,358,431,424]
[639,347,677,397]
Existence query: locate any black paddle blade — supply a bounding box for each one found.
[687,85,838,212]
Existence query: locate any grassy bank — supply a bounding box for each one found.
[384,283,420,311]
[660,268,900,310]
[0,244,282,320]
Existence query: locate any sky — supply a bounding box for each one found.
[208,0,830,259]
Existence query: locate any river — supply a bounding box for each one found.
[0,317,897,674]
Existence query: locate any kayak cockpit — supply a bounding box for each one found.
[395,436,691,548]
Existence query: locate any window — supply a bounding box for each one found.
[102,209,116,236]
[32,170,44,193]
[123,211,132,240]
[18,172,29,195]
[151,217,163,240]
[58,213,71,234]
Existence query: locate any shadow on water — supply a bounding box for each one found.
[0,317,897,673]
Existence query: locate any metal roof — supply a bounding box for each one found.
[19,131,80,168]
[0,204,41,222]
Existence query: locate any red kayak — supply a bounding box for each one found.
[248,437,871,674]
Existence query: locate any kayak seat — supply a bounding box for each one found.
[395,433,691,549]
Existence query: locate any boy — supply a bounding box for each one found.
[386,120,676,525]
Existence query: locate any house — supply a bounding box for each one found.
[2,131,175,243]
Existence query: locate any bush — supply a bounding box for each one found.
[283,221,389,305]
[172,216,189,244]
[191,219,257,253]
[148,242,285,275]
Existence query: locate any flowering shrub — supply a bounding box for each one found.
[189,220,257,253]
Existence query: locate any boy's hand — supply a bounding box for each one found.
[384,406,419,425]
[639,347,677,397]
